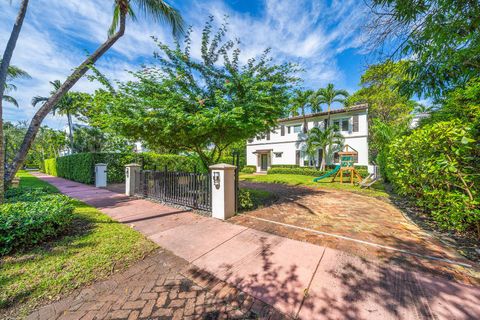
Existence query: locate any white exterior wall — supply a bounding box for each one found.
[246,108,370,171]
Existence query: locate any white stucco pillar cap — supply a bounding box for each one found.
[125,163,141,167]
[209,163,237,170]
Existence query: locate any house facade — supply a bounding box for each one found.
[246,104,370,173]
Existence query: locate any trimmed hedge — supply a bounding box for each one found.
[268,166,324,176]
[140,152,203,172]
[241,165,256,174]
[1,187,74,255]
[44,152,206,184]
[268,165,369,177]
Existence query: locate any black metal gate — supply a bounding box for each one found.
[232,151,240,213]
[134,168,212,211]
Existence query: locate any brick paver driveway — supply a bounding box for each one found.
[233,182,480,285]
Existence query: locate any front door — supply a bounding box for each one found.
[260,154,268,171]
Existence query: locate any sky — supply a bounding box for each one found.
[1,0,373,129]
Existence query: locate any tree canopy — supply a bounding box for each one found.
[90,18,297,168]
[367,0,480,97]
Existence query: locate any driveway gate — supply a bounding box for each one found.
[134,168,212,211]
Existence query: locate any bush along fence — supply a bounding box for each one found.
[44,152,204,185]
[44,151,246,185]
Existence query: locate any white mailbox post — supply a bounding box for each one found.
[209,163,236,220]
[95,163,107,188]
[125,163,141,196]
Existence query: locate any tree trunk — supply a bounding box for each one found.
[66,111,74,154]
[5,13,126,184]
[327,102,332,124]
[320,149,326,171]
[0,0,29,202]
[302,106,308,133]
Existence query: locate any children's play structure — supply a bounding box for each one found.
[313,145,363,184]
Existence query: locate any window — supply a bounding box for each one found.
[333,120,340,132]
[293,125,302,133]
[334,119,349,132]
[281,125,285,136]
[266,132,270,140]
[295,150,301,165]
[352,115,359,132]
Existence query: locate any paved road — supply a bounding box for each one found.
[32,173,480,320]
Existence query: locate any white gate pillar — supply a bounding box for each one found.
[209,163,236,220]
[95,163,107,188]
[125,163,141,196]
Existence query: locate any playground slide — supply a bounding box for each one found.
[313,165,341,182]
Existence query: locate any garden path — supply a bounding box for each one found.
[30,173,480,320]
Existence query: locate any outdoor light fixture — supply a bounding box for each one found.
[213,172,220,188]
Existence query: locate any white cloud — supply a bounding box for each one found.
[1,0,370,129]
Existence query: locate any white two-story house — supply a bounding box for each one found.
[246,104,370,173]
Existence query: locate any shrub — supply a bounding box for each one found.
[268,166,324,176]
[385,120,479,232]
[238,189,254,211]
[141,152,203,172]
[241,166,256,174]
[270,164,300,169]
[44,153,96,184]
[238,188,273,211]
[44,152,204,184]
[1,187,75,255]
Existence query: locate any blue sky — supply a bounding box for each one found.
[1,0,371,129]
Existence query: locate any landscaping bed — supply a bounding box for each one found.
[0,171,157,318]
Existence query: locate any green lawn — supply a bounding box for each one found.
[240,173,388,198]
[0,171,157,318]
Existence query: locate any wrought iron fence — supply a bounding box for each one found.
[134,168,212,211]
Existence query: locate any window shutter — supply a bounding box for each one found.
[281,125,285,136]
[266,132,270,140]
[353,115,359,132]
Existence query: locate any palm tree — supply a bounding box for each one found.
[290,89,314,133]
[0,0,29,202]
[315,83,349,123]
[413,103,433,114]
[32,80,79,153]
[2,64,30,107]
[6,0,184,184]
[305,126,344,171]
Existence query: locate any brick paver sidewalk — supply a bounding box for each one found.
[27,248,283,320]
[30,173,480,320]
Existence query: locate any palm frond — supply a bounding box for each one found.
[108,5,121,36]
[31,95,49,107]
[133,0,185,37]
[3,62,30,80]
[3,95,19,107]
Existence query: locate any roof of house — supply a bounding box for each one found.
[278,104,368,123]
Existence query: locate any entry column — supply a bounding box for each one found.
[209,163,236,220]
